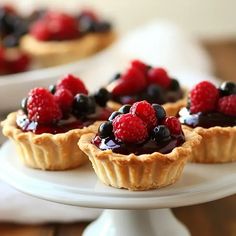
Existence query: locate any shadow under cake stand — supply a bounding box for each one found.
[0,141,236,236]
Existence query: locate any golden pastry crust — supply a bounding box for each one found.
[20,31,116,67]
[78,127,201,191]
[1,112,101,170]
[184,125,236,163]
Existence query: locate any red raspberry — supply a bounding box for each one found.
[131,59,148,74]
[147,67,171,89]
[164,116,182,135]
[7,53,30,74]
[111,67,147,96]
[54,88,73,113]
[0,47,6,74]
[130,100,157,129]
[56,74,88,96]
[190,81,219,113]
[217,95,236,116]
[113,113,148,143]
[27,88,62,124]
[46,12,78,40]
[30,21,51,41]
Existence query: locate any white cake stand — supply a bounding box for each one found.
[0,141,236,236]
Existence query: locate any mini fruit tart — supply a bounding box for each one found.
[106,59,186,116]
[179,81,236,163]
[79,101,201,191]
[1,74,113,170]
[20,10,116,67]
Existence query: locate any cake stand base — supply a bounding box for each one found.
[83,208,190,236]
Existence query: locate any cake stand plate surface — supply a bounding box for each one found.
[0,141,236,236]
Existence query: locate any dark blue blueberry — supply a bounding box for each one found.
[108,111,122,121]
[219,81,236,96]
[98,121,113,138]
[146,84,165,103]
[118,104,131,114]
[21,97,28,115]
[49,85,56,94]
[152,104,166,120]
[94,88,111,107]
[94,21,111,32]
[151,125,171,143]
[170,78,180,91]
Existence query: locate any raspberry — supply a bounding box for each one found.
[54,88,73,113]
[217,95,236,116]
[113,113,148,143]
[46,12,78,40]
[111,67,147,96]
[27,88,62,124]
[30,21,51,41]
[0,47,6,74]
[147,67,171,89]
[7,53,30,74]
[131,59,148,74]
[130,100,157,129]
[164,116,182,135]
[56,74,88,96]
[190,81,219,113]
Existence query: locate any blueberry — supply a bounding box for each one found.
[118,104,131,114]
[98,121,113,138]
[108,111,122,121]
[49,85,56,94]
[87,96,96,114]
[169,78,180,91]
[94,88,111,107]
[151,125,171,143]
[94,21,111,32]
[3,34,19,47]
[21,97,28,114]
[152,104,166,120]
[79,15,96,33]
[146,84,165,103]
[219,81,236,96]
[109,73,121,83]
[72,94,94,118]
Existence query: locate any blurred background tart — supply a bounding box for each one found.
[20,9,116,68]
[106,59,186,116]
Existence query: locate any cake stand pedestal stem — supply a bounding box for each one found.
[83,208,190,236]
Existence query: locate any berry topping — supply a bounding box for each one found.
[130,100,157,129]
[56,74,88,96]
[30,21,51,41]
[113,113,148,143]
[189,81,219,114]
[118,104,131,114]
[54,88,73,113]
[131,59,148,73]
[98,121,113,138]
[147,67,171,89]
[27,88,62,124]
[152,104,166,121]
[151,125,171,143]
[72,94,96,118]
[7,53,30,74]
[164,116,182,135]
[21,97,28,114]
[94,88,111,107]
[219,81,236,96]
[146,84,164,103]
[108,111,122,121]
[49,84,56,94]
[217,95,236,116]
[169,79,180,91]
[110,67,147,96]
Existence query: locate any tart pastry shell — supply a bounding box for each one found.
[1,112,101,170]
[78,127,201,191]
[184,125,236,163]
[20,31,116,67]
